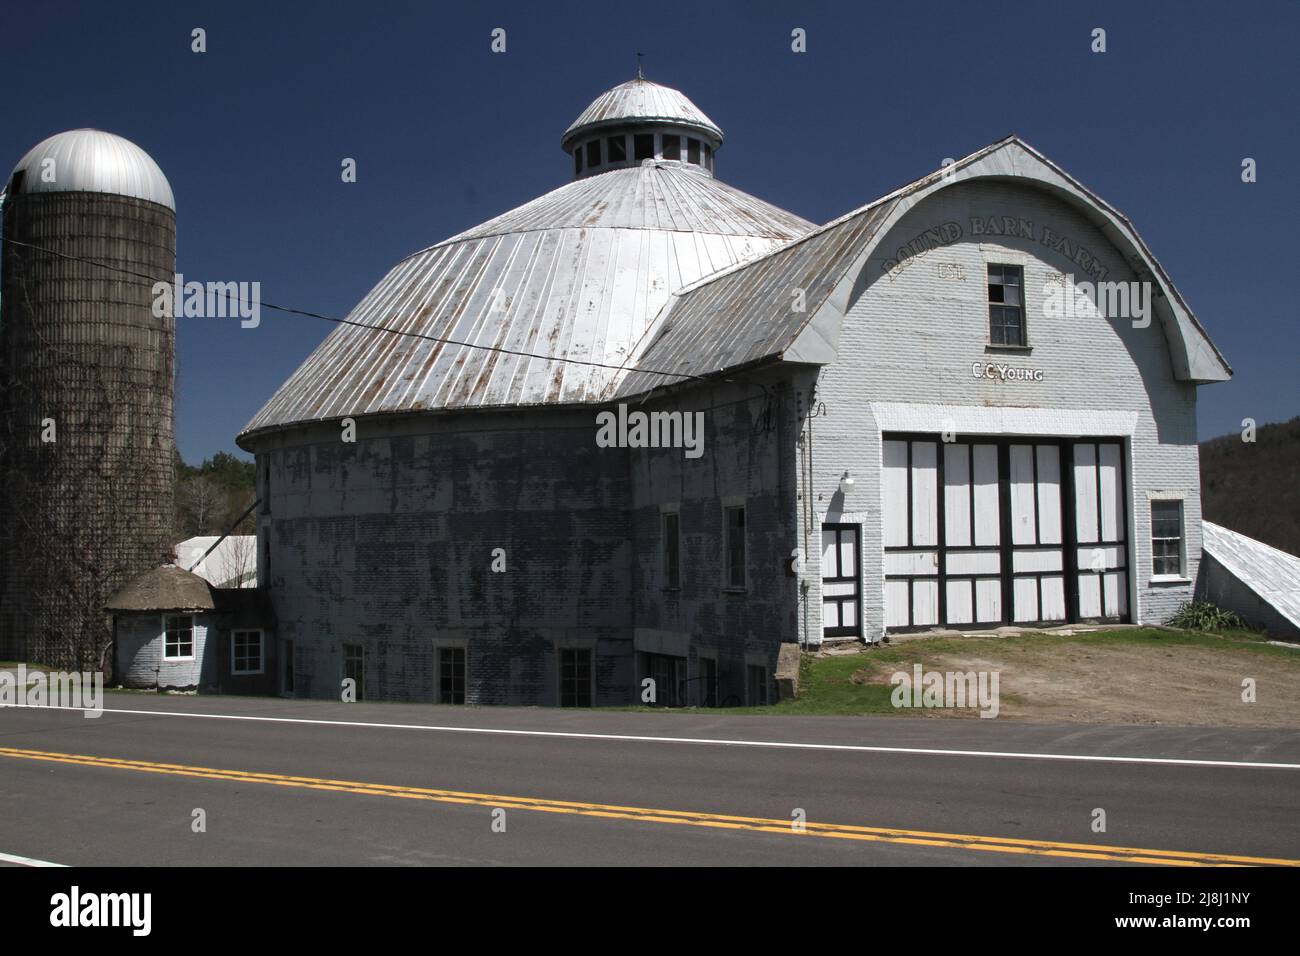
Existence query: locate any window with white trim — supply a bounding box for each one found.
[987,264,1026,346]
[164,615,194,660]
[1151,500,1184,577]
[231,629,264,675]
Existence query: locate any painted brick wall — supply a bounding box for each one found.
[115,612,214,690]
[627,376,800,704]
[799,179,1209,642]
[255,407,636,706]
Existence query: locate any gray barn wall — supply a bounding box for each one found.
[115,613,214,690]
[628,374,801,704]
[251,407,636,706]
[800,179,1204,642]
[1196,555,1300,641]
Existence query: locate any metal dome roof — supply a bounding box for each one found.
[562,79,723,149]
[240,162,812,438]
[8,129,175,211]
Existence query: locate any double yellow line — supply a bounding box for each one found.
[2,745,1295,866]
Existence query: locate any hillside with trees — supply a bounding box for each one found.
[174,451,257,540]
[1200,416,1300,557]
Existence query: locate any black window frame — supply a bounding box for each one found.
[633,134,654,161]
[724,504,746,590]
[607,135,626,162]
[560,648,593,707]
[438,646,466,705]
[1151,500,1184,577]
[687,138,700,165]
[662,510,681,590]
[987,263,1027,347]
[585,139,601,169]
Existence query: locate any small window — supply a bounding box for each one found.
[1151,500,1184,577]
[574,149,582,176]
[585,139,601,169]
[662,511,680,589]
[164,615,194,660]
[232,629,264,675]
[988,264,1026,346]
[634,133,654,160]
[282,640,295,695]
[699,656,717,707]
[343,643,364,701]
[703,143,712,170]
[607,136,626,162]
[438,647,466,704]
[687,138,700,164]
[661,134,680,160]
[560,648,592,707]
[724,505,746,589]
[747,664,768,706]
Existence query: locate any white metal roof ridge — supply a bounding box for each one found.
[1202,521,1300,630]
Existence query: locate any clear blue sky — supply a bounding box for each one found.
[4,0,1296,462]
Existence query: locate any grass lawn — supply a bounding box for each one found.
[615,628,1300,725]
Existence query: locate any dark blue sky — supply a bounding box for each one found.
[4,0,1296,462]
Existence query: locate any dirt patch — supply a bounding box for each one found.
[856,637,1300,727]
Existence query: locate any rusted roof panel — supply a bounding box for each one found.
[615,197,898,397]
[239,163,811,437]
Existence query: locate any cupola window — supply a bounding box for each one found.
[687,138,700,164]
[634,134,654,161]
[662,135,680,161]
[586,140,602,168]
[608,136,626,162]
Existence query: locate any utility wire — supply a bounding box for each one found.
[1,236,710,386]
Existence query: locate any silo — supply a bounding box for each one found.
[0,129,177,671]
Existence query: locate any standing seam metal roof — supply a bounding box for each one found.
[562,79,723,148]
[9,129,175,211]
[239,163,812,437]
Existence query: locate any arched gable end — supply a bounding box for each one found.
[797,138,1231,384]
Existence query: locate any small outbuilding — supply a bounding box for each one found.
[106,565,278,692]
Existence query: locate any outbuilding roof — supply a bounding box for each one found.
[1202,521,1300,633]
[105,565,216,612]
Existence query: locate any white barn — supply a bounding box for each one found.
[235,78,1235,706]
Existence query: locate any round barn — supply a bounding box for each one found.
[237,77,1230,707]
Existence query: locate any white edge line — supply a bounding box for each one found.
[7,703,1300,771]
[0,850,67,867]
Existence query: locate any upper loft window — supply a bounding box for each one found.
[634,134,654,161]
[661,134,680,161]
[987,264,1026,347]
[703,143,713,170]
[574,149,582,176]
[585,139,602,168]
[687,138,700,165]
[607,135,626,162]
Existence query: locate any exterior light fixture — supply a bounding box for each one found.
[839,472,855,495]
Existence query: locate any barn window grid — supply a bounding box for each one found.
[1151,500,1184,577]
[163,615,194,660]
[560,648,593,707]
[987,264,1026,347]
[231,629,263,675]
[438,646,466,705]
[724,504,746,590]
[662,511,681,589]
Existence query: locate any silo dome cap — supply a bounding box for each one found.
[561,78,724,150]
[8,129,174,211]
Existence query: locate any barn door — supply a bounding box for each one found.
[821,524,861,639]
[1007,443,1068,624]
[940,442,1003,625]
[1072,441,1129,621]
[883,439,940,629]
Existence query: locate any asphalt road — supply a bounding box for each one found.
[1,693,1297,866]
